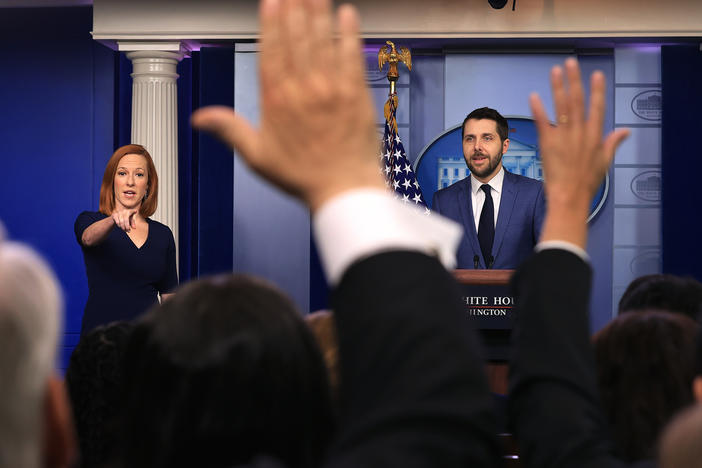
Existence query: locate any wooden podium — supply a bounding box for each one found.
[453,269,514,394]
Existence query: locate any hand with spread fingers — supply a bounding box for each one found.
[192,0,384,212]
[531,58,630,248]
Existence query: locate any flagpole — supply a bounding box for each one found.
[377,42,428,212]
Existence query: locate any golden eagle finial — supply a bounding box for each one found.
[378,41,412,95]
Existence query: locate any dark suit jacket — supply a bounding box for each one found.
[432,171,545,269]
[508,249,655,468]
[246,251,501,468]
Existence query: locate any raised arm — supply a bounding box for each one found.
[79,208,138,247]
[191,0,498,466]
[508,59,630,468]
[531,60,628,248]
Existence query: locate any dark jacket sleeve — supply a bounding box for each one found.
[532,183,546,245]
[508,249,634,468]
[155,225,178,294]
[325,251,500,468]
[74,211,105,247]
[431,191,442,214]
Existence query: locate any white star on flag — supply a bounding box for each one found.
[379,91,428,210]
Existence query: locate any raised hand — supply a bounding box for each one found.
[532,58,630,247]
[192,0,384,212]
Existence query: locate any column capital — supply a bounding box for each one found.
[118,41,190,57]
[121,44,188,81]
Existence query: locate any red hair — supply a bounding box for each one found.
[99,144,158,217]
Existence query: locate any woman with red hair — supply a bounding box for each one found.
[74,144,177,334]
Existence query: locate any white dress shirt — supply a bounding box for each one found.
[313,189,463,285]
[470,167,504,232]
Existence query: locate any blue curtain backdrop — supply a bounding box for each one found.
[661,45,702,281]
[0,7,116,369]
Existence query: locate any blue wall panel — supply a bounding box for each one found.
[409,54,445,165]
[195,48,235,277]
[0,7,117,369]
[662,45,702,281]
[233,47,311,313]
[177,54,195,281]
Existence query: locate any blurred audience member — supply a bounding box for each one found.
[65,321,133,468]
[0,229,76,468]
[593,311,698,462]
[618,274,702,320]
[118,275,335,468]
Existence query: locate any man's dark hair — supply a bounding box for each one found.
[118,274,335,468]
[593,311,698,462]
[461,107,509,142]
[618,274,702,321]
[65,321,133,468]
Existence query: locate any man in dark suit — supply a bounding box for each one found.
[432,108,545,269]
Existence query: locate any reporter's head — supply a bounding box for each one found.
[119,274,334,468]
[0,234,71,468]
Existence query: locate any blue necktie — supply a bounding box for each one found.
[478,184,494,268]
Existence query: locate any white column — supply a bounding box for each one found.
[120,42,186,260]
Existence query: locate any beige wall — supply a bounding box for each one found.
[93,0,702,43]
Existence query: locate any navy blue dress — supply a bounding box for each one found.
[75,211,178,334]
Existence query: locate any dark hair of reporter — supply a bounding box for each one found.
[618,274,702,321]
[117,274,335,468]
[593,310,698,462]
[65,321,133,468]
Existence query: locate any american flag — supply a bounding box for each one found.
[380,94,429,213]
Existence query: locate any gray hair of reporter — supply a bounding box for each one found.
[0,238,62,468]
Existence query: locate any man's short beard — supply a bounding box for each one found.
[467,150,503,179]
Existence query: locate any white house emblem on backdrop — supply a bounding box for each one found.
[630,170,662,202]
[631,90,662,121]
